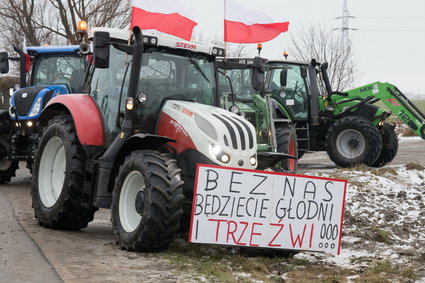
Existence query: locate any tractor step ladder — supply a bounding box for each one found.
[295,124,310,152]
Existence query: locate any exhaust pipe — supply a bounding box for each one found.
[79,43,91,55]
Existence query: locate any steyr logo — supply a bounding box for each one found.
[181,108,193,117]
[176,42,196,50]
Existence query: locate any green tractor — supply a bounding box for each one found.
[218,58,424,167]
[267,59,424,167]
[216,57,298,172]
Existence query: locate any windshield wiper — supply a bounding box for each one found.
[186,52,210,84]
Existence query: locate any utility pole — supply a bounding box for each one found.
[334,0,357,40]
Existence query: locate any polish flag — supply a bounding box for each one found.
[224,0,289,43]
[131,0,197,41]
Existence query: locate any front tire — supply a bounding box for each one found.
[31,116,97,229]
[326,116,382,167]
[371,123,398,167]
[275,123,298,172]
[0,158,18,184]
[111,150,184,252]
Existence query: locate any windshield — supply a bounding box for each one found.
[218,68,255,101]
[268,63,310,120]
[135,50,215,104]
[33,55,86,92]
[125,49,216,133]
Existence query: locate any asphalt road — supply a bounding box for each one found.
[0,137,423,281]
[0,174,61,282]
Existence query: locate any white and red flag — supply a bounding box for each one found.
[131,0,197,41]
[224,0,289,43]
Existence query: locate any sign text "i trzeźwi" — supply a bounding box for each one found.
[189,165,347,255]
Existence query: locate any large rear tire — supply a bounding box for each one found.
[326,116,382,167]
[371,123,398,167]
[0,158,18,184]
[275,123,298,172]
[111,150,184,252]
[32,116,97,229]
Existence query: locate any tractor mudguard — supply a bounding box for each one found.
[338,103,388,124]
[40,94,104,146]
[120,133,175,154]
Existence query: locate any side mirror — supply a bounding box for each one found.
[280,68,287,87]
[93,31,110,68]
[0,52,9,74]
[252,57,267,92]
[321,62,329,71]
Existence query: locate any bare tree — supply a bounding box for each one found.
[288,25,357,91]
[0,0,131,48]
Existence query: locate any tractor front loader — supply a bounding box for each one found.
[0,44,87,182]
[31,27,284,252]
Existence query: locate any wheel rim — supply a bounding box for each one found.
[38,136,66,208]
[289,137,296,171]
[0,157,12,171]
[119,171,145,233]
[336,129,366,159]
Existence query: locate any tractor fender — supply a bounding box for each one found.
[420,124,425,139]
[40,94,104,146]
[119,134,175,156]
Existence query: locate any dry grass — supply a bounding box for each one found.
[405,162,425,171]
[371,168,398,176]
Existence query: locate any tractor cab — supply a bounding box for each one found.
[267,60,312,121]
[27,46,87,93]
[87,28,220,141]
[215,57,298,172]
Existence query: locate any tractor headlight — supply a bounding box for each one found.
[221,153,230,163]
[126,97,134,110]
[28,97,42,117]
[249,155,257,166]
[210,144,231,164]
[137,92,147,104]
[229,104,239,114]
[8,103,15,118]
[26,121,33,127]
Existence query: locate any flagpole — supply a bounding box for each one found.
[224,0,227,61]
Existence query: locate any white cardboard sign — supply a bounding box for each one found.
[189,165,348,255]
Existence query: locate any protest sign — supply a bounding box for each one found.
[189,164,348,255]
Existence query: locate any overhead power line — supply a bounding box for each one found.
[333,0,357,38]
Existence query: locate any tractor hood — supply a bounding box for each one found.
[10,85,69,120]
[157,100,258,169]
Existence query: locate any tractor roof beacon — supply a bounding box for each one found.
[0,45,87,183]
[31,27,258,252]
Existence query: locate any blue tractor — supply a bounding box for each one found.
[0,45,88,182]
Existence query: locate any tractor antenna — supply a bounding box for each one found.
[333,0,357,39]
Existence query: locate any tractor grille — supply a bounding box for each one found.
[213,114,254,150]
[13,86,46,116]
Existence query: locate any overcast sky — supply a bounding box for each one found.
[189,0,425,96]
